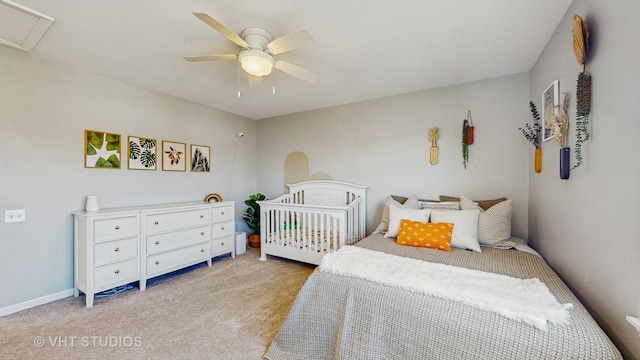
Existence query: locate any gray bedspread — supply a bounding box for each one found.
[264,233,622,360]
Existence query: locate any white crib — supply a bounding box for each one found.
[258,180,368,265]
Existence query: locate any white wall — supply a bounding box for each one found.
[0,47,257,310]
[257,73,530,237]
[529,1,640,358]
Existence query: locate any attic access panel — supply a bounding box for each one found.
[0,0,54,52]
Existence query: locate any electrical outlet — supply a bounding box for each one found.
[5,209,26,223]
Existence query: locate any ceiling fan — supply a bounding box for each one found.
[185,13,318,83]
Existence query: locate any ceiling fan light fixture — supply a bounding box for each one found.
[239,50,274,77]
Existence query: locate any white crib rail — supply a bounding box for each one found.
[258,192,366,265]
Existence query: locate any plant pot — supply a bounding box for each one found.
[248,233,261,248]
[534,148,542,173]
[467,126,475,145]
[560,147,570,180]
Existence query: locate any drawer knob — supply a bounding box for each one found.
[115,226,120,230]
[114,270,120,274]
[221,227,225,231]
[114,248,120,252]
[221,212,225,215]
[155,261,160,265]
[201,249,205,253]
[200,215,204,218]
[221,242,224,246]
[155,241,160,245]
[154,221,159,225]
[201,232,205,236]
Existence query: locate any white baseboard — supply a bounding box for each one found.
[0,289,74,317]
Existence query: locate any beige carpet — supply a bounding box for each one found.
[0,247,315,360]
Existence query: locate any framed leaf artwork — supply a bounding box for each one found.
[128,136,157,170]
[542,80,559,142]
[162,140,186,171]
[85,130,121,169]
[190,144,210,172]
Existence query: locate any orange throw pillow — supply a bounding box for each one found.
[396,220,453,252]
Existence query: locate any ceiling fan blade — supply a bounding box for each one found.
[267,28,314,55]
[248,75,263,89]
[274,60,318,82]
[193,12,249,48]
[184,54,238,62]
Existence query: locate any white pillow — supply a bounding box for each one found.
[460,195,513,246]
[384,204,431,238]
[430,209,481,252]
[373,194,420,234]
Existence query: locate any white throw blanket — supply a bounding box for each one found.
[320,246,572,331]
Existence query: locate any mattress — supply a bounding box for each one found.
[264,233,622,360]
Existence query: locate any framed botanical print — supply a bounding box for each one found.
[128,136,157,170]
[85,130,121,169]
[162,140,186,171]
[542,80,559,142]
[190,144,210,172]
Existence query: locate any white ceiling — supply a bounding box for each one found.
[8,0,572,120]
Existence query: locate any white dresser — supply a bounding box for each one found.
[73,201,235,307]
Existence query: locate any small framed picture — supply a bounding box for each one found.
[542,80,559,142]
[85,130,121,169]
[128,136,157,170]
[190,144,210,172]
[162,140,186,171]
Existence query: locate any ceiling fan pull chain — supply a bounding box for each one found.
[273,71,277,95]
[237,62,241,98]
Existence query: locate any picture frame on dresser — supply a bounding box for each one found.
[85,130,122,169]
[162,140,186,171]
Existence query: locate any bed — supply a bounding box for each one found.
[264,195,622,360]
[258,180,368,265]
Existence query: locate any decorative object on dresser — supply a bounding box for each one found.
[85,130,121,169]
[243,193,266,248]
[519,101,542,173]
[73,201,235,307]
[204,193,223,203]
[258,180,368,265]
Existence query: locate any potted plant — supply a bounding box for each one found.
[519,101,542,172]
[243,193,266,248]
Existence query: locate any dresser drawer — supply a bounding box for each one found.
[211,205,234,223]
[212,220,234,238]
[146,226,211,255]
[94,237,137,266]
[212,235,234,255]
[94,258,138,290]
[146,208,209,234]
[94,216,138,242]
[147,242,210,277]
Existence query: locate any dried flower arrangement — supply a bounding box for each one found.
[520,101,542,149]
[546,93,570,148]
[572,14,591,169]
[462,119,470,168]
